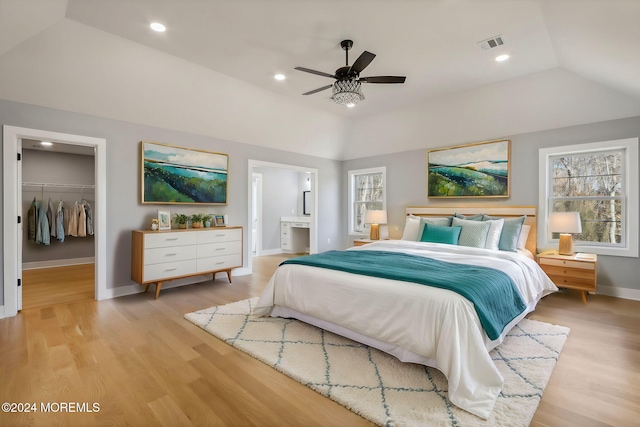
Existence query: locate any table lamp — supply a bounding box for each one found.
[365,210,387,240]
[549,212,582,255]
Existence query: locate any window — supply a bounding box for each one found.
[348,167,386,235]
[539,138,638,257]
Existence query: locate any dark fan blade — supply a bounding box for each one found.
[359,76,406,84]
[349,51,376,74]
[295,67,336,79]
[302,84,333,96]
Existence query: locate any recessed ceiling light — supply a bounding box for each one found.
[150,22,166,32]
[495,54,510,62]
[40,141,53,146]
[346,103,356,108]
[274,74,286,81]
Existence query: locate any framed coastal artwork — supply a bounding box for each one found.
[427,139,510,198]
[141,141,229,205]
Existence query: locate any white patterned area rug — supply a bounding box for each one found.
[185,298,569,427]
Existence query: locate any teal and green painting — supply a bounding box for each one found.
[142,142,228,204]
[428,140,509,197]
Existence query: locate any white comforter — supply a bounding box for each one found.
[253,240,557,419]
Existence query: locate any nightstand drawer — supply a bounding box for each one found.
[547,273,596,289]
[540,265,595,281]
[539,257,595,270]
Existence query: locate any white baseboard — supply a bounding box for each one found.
[0,305,5,319]
[597,285,640,301]
[22,257,95,270]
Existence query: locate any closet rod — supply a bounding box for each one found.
[22,182,95,189]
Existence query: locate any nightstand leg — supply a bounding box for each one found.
[155,282,163,300]
[581,290,587,304]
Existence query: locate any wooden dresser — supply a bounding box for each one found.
[131,226,243,299]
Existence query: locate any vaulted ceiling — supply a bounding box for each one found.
[1,0,639,160]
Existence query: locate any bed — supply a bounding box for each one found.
[253,206,557,419]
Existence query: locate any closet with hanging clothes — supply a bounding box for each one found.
[20,141,96,310]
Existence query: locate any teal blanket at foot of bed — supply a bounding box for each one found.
[281,250,526,340]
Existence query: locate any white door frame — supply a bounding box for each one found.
[247,160,318,273]
[3,126,107,318]
[251,173,263,256]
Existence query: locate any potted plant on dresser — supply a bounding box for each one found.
[190,213,204,228]
[202,214,213,228]
[173,213,190,229]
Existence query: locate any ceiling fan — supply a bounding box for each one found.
[295,39,406,107]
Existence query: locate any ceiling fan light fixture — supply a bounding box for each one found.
[331,78,364,107]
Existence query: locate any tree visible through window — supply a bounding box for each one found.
[349,167,386,234]
[550,150,624,246]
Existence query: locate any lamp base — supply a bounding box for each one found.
[558,234,574,255]
[369,223,380,240]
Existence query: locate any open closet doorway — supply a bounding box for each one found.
[21,141,96,309]
[247,160,318,274]
[3,126,107,318]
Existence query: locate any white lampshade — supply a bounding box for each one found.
[549,212,582,234]
[365,210,387,225]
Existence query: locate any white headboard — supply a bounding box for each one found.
[406,205,537,254]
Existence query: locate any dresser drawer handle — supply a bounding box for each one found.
[216,261,225,265]
[165,268,177,272]
[166,253,177,256]
[166,238,179,241]
[216,234,226,237]
[215,247,225,251]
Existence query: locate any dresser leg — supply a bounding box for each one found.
[144,284,150,293]
[226,269,232,283]
[155,282,163,300]
[581,290,587,304]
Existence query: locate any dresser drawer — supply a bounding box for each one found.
[197,240,242,258]
[144,260,197,282]
[538,257,595,270]
[197,254,242,272]
[144,245,197,265]
[197,228,242,244]
[145,232,197,249]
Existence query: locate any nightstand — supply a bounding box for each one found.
[353,238,374,246]
[537,252,597,304]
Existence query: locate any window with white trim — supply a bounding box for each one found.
[348,167,386,235]
[539,138,638,257]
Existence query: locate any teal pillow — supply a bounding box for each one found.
[420,223,461,245]
[417,216,453,241]
[451,217,491,248]
[454,213,484,221]
[483,215,526,252]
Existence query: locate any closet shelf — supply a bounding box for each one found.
[22,182,94,189]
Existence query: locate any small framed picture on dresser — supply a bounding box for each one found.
[157,210,171,230]
[214,215,226,226]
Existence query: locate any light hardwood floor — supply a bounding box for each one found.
[22,264,95,310]
[1,255,639,426]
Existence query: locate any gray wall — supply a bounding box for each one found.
[22,149,95,263]
[1,99,344,307]
[342,116,640,293]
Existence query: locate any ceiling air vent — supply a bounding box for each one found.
[478,35,505,50]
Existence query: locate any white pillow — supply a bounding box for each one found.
[401,215,421,241]
[484,218,505,250]
[517,224,531,251]
[451,217,491,248]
